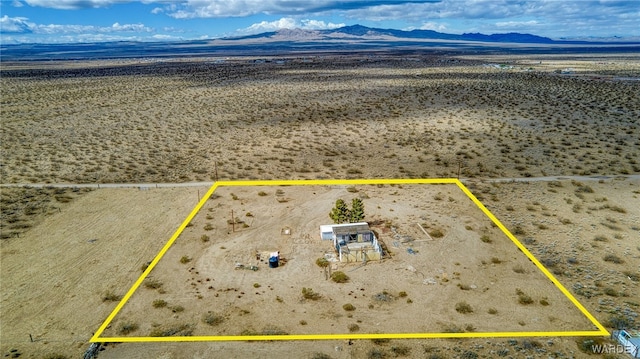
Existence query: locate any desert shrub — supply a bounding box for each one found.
[517,291,534,305]
[257,191,268,196]
[348,323,360,332]
[623,271,639,282]
[343,303,356,311]
[153,299,167,308]
[457,284,471,290]
[455,301,473,314]
[540,298,550,306]
[372,292,394,302]
[603,254,624,264]
[371,338,390,345]
[102,291,121,302]
[253,283,261,288]
[261,325,288,335]
[331,271,349,283]
[576,338,605,353]
[512,266,525,274]
[398,291,408,297]
[311,353,332,359]
[149,324,193,337]
[513,226,526,235]
[203,223,213,231]
[180,256,191,264]
[429,229,444,238]
[575,185,594,193]
[315,257,329,268]
[144,279,163,290]
[140,262,150,272]
[488,308,498,314]
[202,312,224,326]
[603,288,618,297]
[594,235,608,242]
[200,234,210,242]
[480,235,492,243]
[522,339,542,349]
[491,257,502,264]
[299,320,307,325]
[604,314,632,328]
[390,345,411,356]
[367,348,385,359]
[302,287,321,300]
[609,205,627,213]
[465,324,476,332]
[117,321,139,335]
[460,350,478,359]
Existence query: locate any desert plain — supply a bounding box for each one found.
[1,52,639,358]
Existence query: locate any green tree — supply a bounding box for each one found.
[350,198,365,223]
[329,199,350,224]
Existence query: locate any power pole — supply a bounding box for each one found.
[214,161,219,182]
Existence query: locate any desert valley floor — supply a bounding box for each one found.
[1,52,639,358]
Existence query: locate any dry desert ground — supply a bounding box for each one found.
[1,53,639,358]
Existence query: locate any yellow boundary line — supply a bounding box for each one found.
[91,178,608,343]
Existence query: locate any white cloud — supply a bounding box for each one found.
[11,0,24,7]
[495,20,539,28]
[418,22,447,32]
[151,7,164,14]
[0,15,33,33]
[0,15,152,35]
[238,17,345,34]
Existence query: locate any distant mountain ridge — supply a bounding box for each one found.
[227,24,557,44]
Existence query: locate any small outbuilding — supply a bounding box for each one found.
[319,222,382,263]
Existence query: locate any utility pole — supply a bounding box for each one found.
[457,160,461,179]
[214,161,219,182]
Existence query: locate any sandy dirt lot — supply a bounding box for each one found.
[0,187,207,358]
[104,184,597,340]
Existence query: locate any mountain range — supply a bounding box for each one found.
[226,24,558,44]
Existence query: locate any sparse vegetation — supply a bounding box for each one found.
[343,303,356,311]
[102,290,121,302]
[302,287,321,300]
[144,279,163,290]
[202,311,225,326]
[455,301,473,314]
[153,299,167,308]
[330,271,349,283]
[603,254,624,264]
[117,321,139,335]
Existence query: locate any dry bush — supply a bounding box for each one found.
[202,312,224,326]
[302,287,321,300]
[117,321,139,335]
[330,271,349,283]
[455,301,473,313]
[343,303,356,311]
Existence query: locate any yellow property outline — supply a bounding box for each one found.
[91,178,609,342]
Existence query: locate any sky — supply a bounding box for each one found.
[1,0,639,44]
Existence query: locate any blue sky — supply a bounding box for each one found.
[1,0,639,44]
